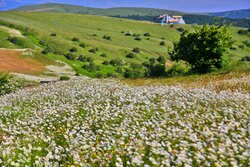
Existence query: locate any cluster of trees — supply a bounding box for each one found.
[169,24,233,73]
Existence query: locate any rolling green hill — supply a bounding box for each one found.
[12,3,250,28]
[12,3,184,16]
[210,9,250,19]
[0,12,249,78]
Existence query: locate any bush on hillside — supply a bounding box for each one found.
[72,37,79,42]
[166,61,189,76]
[102,60,110,65]
[82,62,100,72]
[64,53,77,60]
[160,41,165,46]
[157,56,166,64]
[100,53,107,58]
[86,57,94,63]
[77,55,87,62]
[89,48,99,53]
[126,53,136,58]
[238,29,249,35]
[124,63,146,78]
[69,47,78,53]
[79,43,86,48]
[41,47,55,54]
[60,76,70,81]
[169,24,233,73]
[240,56,250,62]
[132,47,141,53]
[125,31,133,36]
[243,40,250,47]
[50,33,57,36]
[0,73,23,96]
[110,58,125,66]
[176,27,185,32]
[134,34,142,41]
[144,33,151,37]
[8,37,22,45]
[103,35,112,41]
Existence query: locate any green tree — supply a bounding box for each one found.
[169,25,233,73]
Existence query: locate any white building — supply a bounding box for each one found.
[159,14,185,25]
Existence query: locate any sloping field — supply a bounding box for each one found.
[0,12,249,77]
[0,49,45,74]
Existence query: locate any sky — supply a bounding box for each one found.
[0,0,249,12]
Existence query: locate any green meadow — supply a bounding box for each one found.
[0,12,249,77]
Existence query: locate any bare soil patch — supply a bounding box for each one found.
[0,49,45,74]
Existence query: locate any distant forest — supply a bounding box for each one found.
[113,14,250,28]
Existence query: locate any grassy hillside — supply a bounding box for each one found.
[0,12,249,78]
[210,9,250,18]
[13,3,183,16]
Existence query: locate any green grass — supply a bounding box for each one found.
[12,3,184,16]
[0,12,249,77]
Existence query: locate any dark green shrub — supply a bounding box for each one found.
[82,62,100,72]
[95,73,105,78]
[72,37,79,42]
[239,45,245,49]
[243,40,250,47]
[87,57,94,63]
[142,61,151,68]
[0,73,23,96]
[8,37,21,45]
[69,47,78,52]
[124,63,146,78]
[126,53,136,58]
[121,31,124,33]
[100,53,107,58]
[125,31,133,36]
[134,35,142,41]
[102,60,110,65]
[149,58,156,65]
[79,43,85,48]
[160,41,165,46]
[50,33,57,36]
[110,58,124,66]
[103,35,112,40]
[230,45,237,50]
[238,29,248,35]
[89,48,99,53]
[132,47,141,53]
[146,38,150,40]
[169,24,233,73]
[92,34,97,36]
[240,56,250,62]
[144,33,151,37]
[116,67,123,74]
[39,40,47,46]
[77,55,87,62]
[41,47,55,54]
[157,56,166,64]
[176,27,185,32]
[64,53,77,60]
[60,76,70,81]
[107,73,118,78]
[149,63,166,77]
